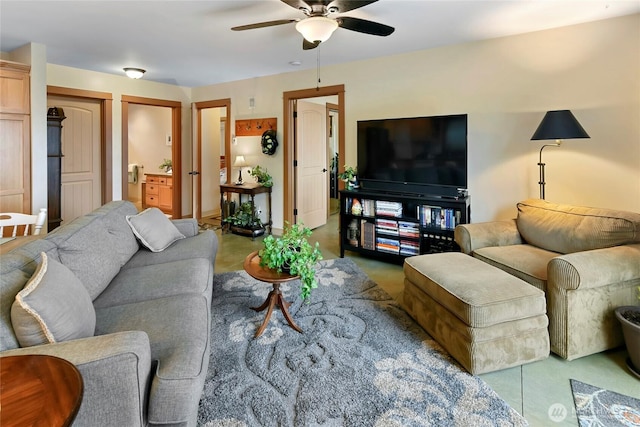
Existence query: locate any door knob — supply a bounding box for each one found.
[188,171,200,176]
[322,168,327,173]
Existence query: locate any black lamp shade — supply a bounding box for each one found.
[531,110,590,140]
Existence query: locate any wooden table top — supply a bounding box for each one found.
[0,354,83,427]
[243,251,299,283]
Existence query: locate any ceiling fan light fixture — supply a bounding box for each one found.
[296,16,338,43]
[123,67,146,79]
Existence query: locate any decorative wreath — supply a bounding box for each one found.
[261,129,278,155]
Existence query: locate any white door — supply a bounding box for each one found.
[295,100,328,229]
[47,96,102,224]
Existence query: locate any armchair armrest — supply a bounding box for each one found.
[454,220,523,254]
[172,218,199,237]
[548,243,640,291]
[1,331,151,427]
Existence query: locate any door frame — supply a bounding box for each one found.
[283,84,345,225]
[47,86,113,204]
[193,98,232,220]
[121,95,182,218]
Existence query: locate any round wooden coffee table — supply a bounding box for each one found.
[0,354,83,427]
[243,251,303,338]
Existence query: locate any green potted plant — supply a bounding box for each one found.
[248,165,273,187]
[223,201,264,237]
[259,222,323,301]
[615,287,640,376]
[159,158,172,174]
[338,165,358,190]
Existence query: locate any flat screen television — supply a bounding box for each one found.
[357,114,467,196]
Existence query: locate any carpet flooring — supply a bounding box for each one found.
[570,379,640,426]
[197,258,527,426]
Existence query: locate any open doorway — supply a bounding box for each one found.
[282,85,345,227]
[121,96,182,218]
[193,99,232,227]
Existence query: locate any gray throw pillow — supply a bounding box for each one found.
[11,252,96,347]
[126,207,185,252]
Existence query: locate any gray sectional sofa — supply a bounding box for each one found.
[454,198,640,361]
[0,201,218,426]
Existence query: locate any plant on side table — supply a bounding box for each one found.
[248,165,273,188]
[615,287,640,378]
[259,222,322,301]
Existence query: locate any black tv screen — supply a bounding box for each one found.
[357,114,467,194]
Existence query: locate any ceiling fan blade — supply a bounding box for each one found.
[328,1,378,13]
[303,39,321,50]
[231,19,297,31]
[337,16,394,36]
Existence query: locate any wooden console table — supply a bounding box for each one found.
[220,183,272,237]
[0,354,83,427]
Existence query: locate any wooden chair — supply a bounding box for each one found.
[0,208,47,237]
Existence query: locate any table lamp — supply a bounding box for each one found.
[233,155,249,185]
[531,110,590,199]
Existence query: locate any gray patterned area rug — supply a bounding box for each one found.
[570,379,640,426]
[198,258,527,426]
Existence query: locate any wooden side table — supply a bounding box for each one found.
[243,251,302,338]
[220,183,272,238]
[0,354,83,427]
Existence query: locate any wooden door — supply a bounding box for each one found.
[193,99,231,220]
[0,61,31,213]
[295,100,327,229]
[47,96,102,224]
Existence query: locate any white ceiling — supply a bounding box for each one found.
[1,0,638,88]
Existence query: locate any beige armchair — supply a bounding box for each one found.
[454,199,640,360]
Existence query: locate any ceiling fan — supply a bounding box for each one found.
[231,0,395,50]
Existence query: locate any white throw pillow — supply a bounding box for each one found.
[11,252,96,347]
[126,207,185,252]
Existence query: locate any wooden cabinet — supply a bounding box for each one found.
[0,60,31,213]
[47,107,65,230]
[143,174,173,216]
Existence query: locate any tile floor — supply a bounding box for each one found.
[209,214,639,427]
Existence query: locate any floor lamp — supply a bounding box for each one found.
[530,110,590,200]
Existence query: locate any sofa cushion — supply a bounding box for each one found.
[126,208,185,252]
[473,244,559,292]
[95,294,210,425]
[11,253,95,347]
[123,230,217,269]
[52,217,124,300]
[516,199,640,254]
[93,258,213,309]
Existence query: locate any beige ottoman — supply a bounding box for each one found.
[403,252,549,375]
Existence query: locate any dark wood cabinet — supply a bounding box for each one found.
[47,107,65,231]
[339,189,470,262]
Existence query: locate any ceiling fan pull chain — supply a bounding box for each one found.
[316,46,321,90]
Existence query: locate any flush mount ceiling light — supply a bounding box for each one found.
[295,16,338,43]
[123,67,146,79]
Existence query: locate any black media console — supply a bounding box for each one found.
[339,188,470,262]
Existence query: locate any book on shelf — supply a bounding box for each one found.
[362,220,376,250]
[375,200,403,217]
[419,205,461,230]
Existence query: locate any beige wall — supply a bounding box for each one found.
[45,63,194,214]
[193,14,640,224]
[8,13,639,225]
